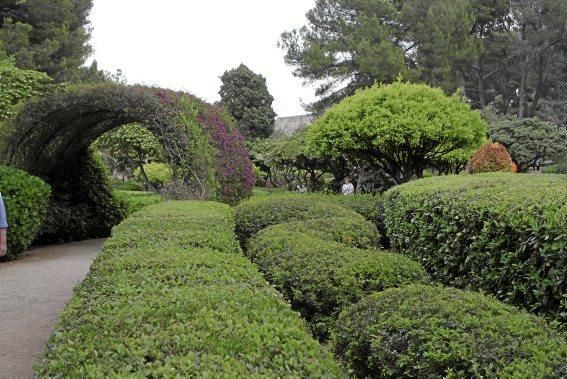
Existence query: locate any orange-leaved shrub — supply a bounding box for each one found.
[469,142,513,174]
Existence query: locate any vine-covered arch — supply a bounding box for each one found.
[2,82,254,242]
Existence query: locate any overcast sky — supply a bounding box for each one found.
[88,0,316,117]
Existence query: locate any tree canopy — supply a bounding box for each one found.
[219,64,276,139]
[280,0,567,121]
[307,82,487,184]
[489,118,567,172]
[0,0,101,82]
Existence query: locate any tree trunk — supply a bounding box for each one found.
[518,55,529,119]
[477,58,486,109]
[138,164,157,193]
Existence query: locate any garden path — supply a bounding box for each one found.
[0,239,104,379]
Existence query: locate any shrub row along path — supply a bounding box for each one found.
[0,239,104,378]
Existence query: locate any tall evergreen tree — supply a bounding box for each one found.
[219,64,276,140]
[0,0,101,82]
[280,0,567,121]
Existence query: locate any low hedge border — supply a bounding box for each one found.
[247,223,429,340]
[36,201,343,377]
[382,173,567,324]
[234,195,364,247]
[113,190,164,217]
[333,284,567,378]
[0,165,51,258]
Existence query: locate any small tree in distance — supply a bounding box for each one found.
[219,64,276,140]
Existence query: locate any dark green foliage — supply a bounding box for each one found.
[382,173,567,323]
[0,165,50,258]
[333,285,567,378]
[544,161,567,174]
[247,226,428,340]
[36,201,343,377]
[113,190,163,217]
[234,195,363,246]
[489,118,567,172]
[0,0,101,82]
[37,151,124,244]
[219,64,276,139]
[281,0,567,118]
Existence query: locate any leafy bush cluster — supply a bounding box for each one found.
[0,60,53,121]
[382,173,567,323]
[234,195,363,247]
[0,165,50,258]
[236,195,428,340]
[469,142,513,173]
[113,190,163,217]
[133,162,173,189]
[37,151,125,244]
[334,285,567,378]
[36,201,343,377]
[544,161,567,174]
[248,224,428,339]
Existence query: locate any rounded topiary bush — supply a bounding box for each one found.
[272,217,380,249]
[234,195,363,246]
[0,165,51,258]
[247,227,429,340]
[333,284,567,378]
[469,142,513,173]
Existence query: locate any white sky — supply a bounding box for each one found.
[88,0,316,117]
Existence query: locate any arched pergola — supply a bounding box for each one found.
[2,82,254,242]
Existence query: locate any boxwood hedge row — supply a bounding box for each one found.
[246,219,428,340]
[0,165,51,258]
[36,201,343,377]
[234,195,363,246]
[382,173,567,323]
[334,284,567,378]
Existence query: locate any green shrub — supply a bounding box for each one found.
[382,173,567,323]
[0,165,51,258]
[544,161,567,174]
[247,226,429,340]
[110,178,144,191]
[234,195,363,246]
[36,201,343,377]
[272,217,380,249]
[333,284,567,378]
[133,162,173,189]
[113,190,163,217]
[37,151,125,244]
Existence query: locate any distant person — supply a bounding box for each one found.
[0,192,8,257]
[536,157,543,171]
[341,177,355,196]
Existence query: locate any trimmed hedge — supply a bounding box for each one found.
[36,201,343,377]
[113,190,164,217]
[234,195,363,246]
[272,217,380,249]
[247,226,429,340]
[382,173,567,323]
[0,165,51,258]
[544,161,567,174]
[333,284,567,378]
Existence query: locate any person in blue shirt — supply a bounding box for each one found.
[0,193,7,257]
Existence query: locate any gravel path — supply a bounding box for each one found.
[0,239,104,379]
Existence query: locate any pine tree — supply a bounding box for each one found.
[219,64,276,140]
